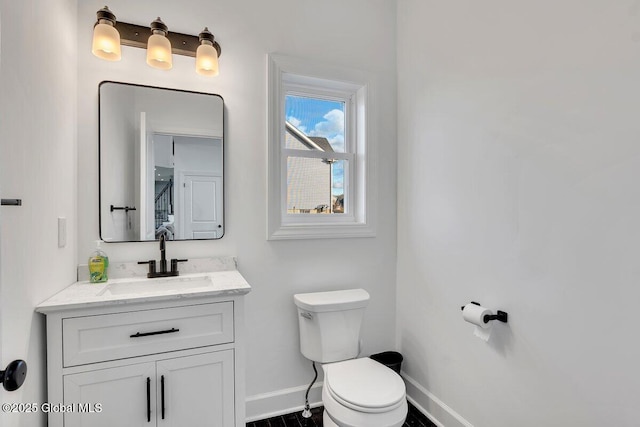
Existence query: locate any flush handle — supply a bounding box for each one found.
[300,312,313,320]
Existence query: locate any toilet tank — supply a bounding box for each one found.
[293,289,370,363]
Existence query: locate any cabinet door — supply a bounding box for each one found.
[64,362,157,427]
[156,350,234,427]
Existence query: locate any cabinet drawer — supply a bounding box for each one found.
[63,302,233,367]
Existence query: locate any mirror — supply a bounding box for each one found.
[99,81,224,242]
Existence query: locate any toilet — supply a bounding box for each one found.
[294,289,408,427]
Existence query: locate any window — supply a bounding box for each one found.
[267,54,376,239]
[285,94,347,215]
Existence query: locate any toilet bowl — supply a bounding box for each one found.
[321,358,407,427]
[293,289,408,427]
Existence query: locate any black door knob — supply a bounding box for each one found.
[0,360,27,391]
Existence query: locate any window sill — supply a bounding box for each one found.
[267,222,376,240]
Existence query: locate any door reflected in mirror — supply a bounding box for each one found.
[99,82,224,242]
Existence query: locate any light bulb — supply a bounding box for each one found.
[195,27,220,77]
[91,6,121,61]
[196,43,219,76]
[146,18,172,70]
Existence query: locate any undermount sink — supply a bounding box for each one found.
[98,274,214,297]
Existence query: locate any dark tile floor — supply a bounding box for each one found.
[246,401,436,427]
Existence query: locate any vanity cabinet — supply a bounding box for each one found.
[63,350,233,427]
[153,351,233,426]
[38,291,247,427]
[63,361,156,427]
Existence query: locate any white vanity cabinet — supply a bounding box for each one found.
[36,271,250,427]
[63,350,234,427]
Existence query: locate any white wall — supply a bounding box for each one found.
[397,1,640,426]
[173,137,222,176]
[77,0,397,419]
[0,0,77,426]
[131,86,224,137]
[100,83,136,241]
[153,134,173,168]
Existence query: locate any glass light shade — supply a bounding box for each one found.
[92,23,121,61]
[146,33,172,70]
[196,43,219,76]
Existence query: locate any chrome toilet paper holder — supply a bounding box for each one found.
[461,301,508,324]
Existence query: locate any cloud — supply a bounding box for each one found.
[309,109,345,151]
[287,116,307,133]
[288,109,345,151]
[311,109,344,135]
[328,135,345,152]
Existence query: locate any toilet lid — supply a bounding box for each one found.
[325,358,406,412]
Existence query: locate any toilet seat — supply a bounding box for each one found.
[324,358,406,413]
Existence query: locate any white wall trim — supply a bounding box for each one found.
[245,382,324,422]
[402,373,474,427]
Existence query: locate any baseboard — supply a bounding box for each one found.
[246,374,473,426]
[402,373,474,427]
[245,381,324,422]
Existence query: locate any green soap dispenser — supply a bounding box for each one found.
[88,240,109,283]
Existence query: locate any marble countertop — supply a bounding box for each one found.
[36,269,251,314]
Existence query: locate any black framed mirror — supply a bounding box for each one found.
[99,81,224,242]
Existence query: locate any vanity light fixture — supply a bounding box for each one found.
[195,28,220,76]
[146,18,172,70]
[91,6,121,61]
[91,6,222,76]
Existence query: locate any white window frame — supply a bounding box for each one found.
[267,54,376,240]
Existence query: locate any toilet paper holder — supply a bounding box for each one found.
[460,302,508,324]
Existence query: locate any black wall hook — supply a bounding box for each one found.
[461,302,508,324]
[111,205,137,212]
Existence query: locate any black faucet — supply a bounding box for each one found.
[159,234,167,273]
[138,235,188,278]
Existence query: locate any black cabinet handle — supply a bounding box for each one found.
[146,377,151,422]
[130,328,179,338]
[161,375,165,419]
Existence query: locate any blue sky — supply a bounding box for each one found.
[286,95,345,196]
[285,95,345,152]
